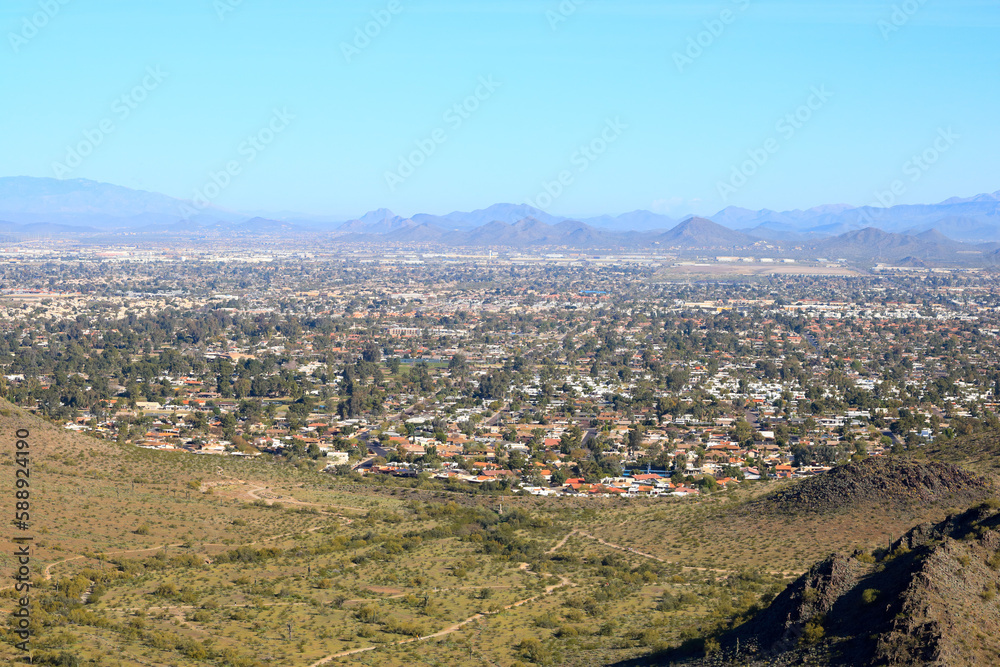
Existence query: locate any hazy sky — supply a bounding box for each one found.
[1,0,997,218]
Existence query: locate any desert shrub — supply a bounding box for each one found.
[555,625,579,638]
[516,637,552,664]
[154,583,177,598]
[88,583,106,603]
[657,591,699,611]
[861,588,880,605]
[32,652,80,666]
[534,612,559,629]
[383,616,422,637]
[354,604,378,624]
[801,619,825,645]
[597,620,618,636]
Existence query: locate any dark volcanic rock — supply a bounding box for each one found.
[636,502,1000,667]
[748,458,992,515]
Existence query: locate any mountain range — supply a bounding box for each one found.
[1,176,999,263]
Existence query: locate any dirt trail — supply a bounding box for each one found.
[26,477,354,590]
[43,543,187,581]
[547,529,578,554]
[546,529,670,564]
[576,531,667,562]
[306,571,573,666]
[568,531,798,577]
[36,521,334,589]
[113,600,309,614]
[203,478,365,516]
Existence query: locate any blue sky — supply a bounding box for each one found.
[1,0,997,219]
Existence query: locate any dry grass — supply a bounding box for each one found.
[0,404,987,666]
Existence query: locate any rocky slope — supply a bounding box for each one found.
[745,457,992,516]
[669,502,1000,666]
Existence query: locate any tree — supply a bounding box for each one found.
[448,353,467,374]
[361,342,381,364]
[627,426,643,455]
[851,440,868,463]
[550,467,569,486]
[732,420,754,445]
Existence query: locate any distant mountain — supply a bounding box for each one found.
[458,218,607,247]
[711,206,778,229]
[739,222,818,243]
[919,215,1000,243]
[412,203,564,229]
[813,227,963,262]
[914,228,960,246]
[656,217,755,248]
[237,217,296,234]
[939,191,1000,205]
[0,220,100,240]
[581,210,676,231]
[0,176,239,228]
[333,217,627,249]
[711,204,854,231]
[708,193,1000,243]
[2,175,999,258]
[337,209,418,234]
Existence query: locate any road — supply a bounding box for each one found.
[486,402,509,427]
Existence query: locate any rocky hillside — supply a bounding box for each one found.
[665,501,1000,666]
[918,431,1000,478]
[745,457,992,515]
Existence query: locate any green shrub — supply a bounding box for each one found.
[862,588,880,605]
[801,619,825,645]
[516,637,552,664]
[354,604,378,624]
[555,625,579,638]
[534,613,559,629]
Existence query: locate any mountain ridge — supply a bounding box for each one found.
[2,177,999,259]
